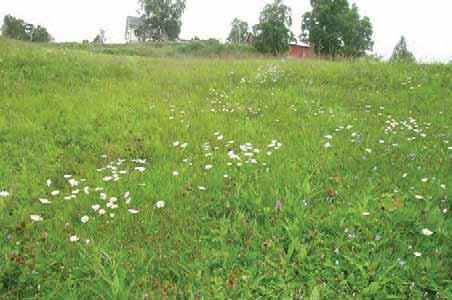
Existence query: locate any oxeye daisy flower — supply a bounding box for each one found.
[172,171,179,176]
[51,190,60,196]
[81,216,89,223]
[128,208,139,214]
[69,235,79,242]
[155,201,165,209]
[30,215,44,222]
[39,198,51,204]
[422,228,433,236]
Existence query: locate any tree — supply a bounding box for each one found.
[2,15,30,41]
[227,18,249,44]
[301,0,373,59]
[31,25,52,42]
[1,15,52,42]
[390,36,416,63]
[137,0,186,41]
[93,28,107,44]
[253,0,294,55]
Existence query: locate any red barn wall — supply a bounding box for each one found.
[289,45,315,58]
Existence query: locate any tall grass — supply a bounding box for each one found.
[0,38,451,299]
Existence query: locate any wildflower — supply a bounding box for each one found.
[69,235,79,242]
[64,175,72,179]
[205,164,213,170]
[415,195,424,200]
[375,234,382,241]
[324,135,333,140]
[421,178,428,183]
[103,176,113,182]
[135,167,146,172]
[198,186,206,191]
[98,209,106,215]
[155,201,165,209]
[51,190,60,196]
[81,216,89,223]
[124,192,130,199]
[30,215,44,222]
[128,208,139,214]
[92,204,100,211]
[0,191,10,197]
[172,171,179,176]
[413,252,422,257]
[84,187,90,194]
[68,178,78,187]
[324,142,332,148]
[275,200,282,215]
[421,228,433,236]
[362,212,371,216]
[46,179,52,187]
[39,198,51,204]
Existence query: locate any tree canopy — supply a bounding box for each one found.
[1,15,52,42]
[301,0,373,58]
[390,36,416,63]
[253,0,294,55]
[227,18,249,44]
[93,29,107,44]
[137,0,186,41]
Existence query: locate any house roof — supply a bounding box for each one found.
[289,42,311,48]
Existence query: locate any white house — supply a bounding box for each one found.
[125,16,143,43]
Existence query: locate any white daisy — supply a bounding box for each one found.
[0,190,10,197]
[81,216,89,223]
[30,214,44,222]
[69,235,79,242]
[155,201,165,209]
[128,208,139,214]
[39,198,51,204]
[421,228,433,236]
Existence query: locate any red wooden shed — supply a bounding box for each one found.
[288,43,315,58]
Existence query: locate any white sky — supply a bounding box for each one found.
[1,0,451,62]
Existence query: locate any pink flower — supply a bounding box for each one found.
[275,200,282,215]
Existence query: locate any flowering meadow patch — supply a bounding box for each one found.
[0,39,451,299]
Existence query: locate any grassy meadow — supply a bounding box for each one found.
[0,38,451,299]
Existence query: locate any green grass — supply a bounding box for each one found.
[0,38,451,299]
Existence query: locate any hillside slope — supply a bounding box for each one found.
[0,39,451,299]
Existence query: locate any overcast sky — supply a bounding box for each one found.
[1,0,451,62]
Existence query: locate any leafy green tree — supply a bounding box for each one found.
[1,15,29,41]
[93,28,107,44]
[390,36,416,63]
[1,15,52,42]
[227,18,249,44]
[138,0,186,41]
[301,0,373,59]
[253,0,294,55]
[31,25,52,42]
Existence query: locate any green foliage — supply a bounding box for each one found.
[253,0,294,55]
[92,29,106,44]
[227,18,249,44]
[1,15,52,42]
[0,38,451,298]
[301,0,373,58]
[390,36,416,63]
[137,0,186,41]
